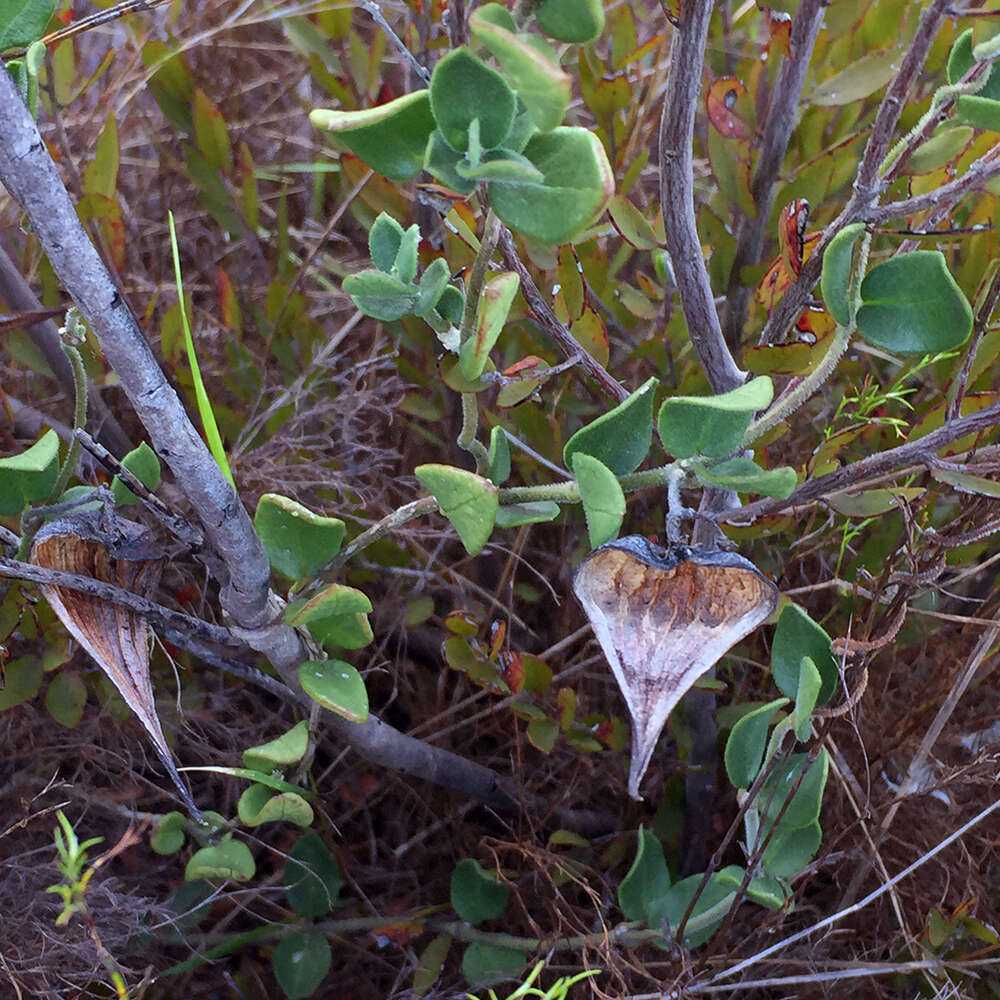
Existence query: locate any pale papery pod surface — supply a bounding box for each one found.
[573,535,778,799]
[30,511,201,818]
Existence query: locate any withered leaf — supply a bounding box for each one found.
[30,511,201,819]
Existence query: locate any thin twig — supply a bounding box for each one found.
[722,397,1000,522]
[659,3,744,393]
[74,429,205,550]
[721,0,826,347]
[0,557,241,648]
[758,0,955,346]
[496,226,628,402]
[358,0,431,83]
[703,791,1000,988]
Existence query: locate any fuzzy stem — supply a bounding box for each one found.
[458,391,489,474]
[744,230,871,446]
[743,323,853,447]
[47,342,88,504]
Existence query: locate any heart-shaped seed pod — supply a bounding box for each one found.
[573,535,778,799]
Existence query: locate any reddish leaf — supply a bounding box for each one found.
[706,77,751,139]
[372,914,423,946]
[763,7,792,59]
[755,200,820,314]
[498,650,525,693]
[488,619,506,660]
[503,355,546,378]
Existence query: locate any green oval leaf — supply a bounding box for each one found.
[298,659,369,722]
[907,125,974,174]
[273,931,332,1000]
[618,826,671,923]
[454,148,544,183]
[607,194,660,250]
[856,251,973,353]
[430,48,516,151]
[745,873,787,911]
[416,257,453,317]
[760,820,822,879]
[185,837,256,882]
[488,127,614,244]
[948,29,1000,132]
[931,465,1000,498]
[657,376,773,460]
[413,934,453,995]
[111,442,162,506]
[310,90,435,180]
[0,429,59,516]
[495,500,561,527]
[424,130,477,195]
[772,604,838,705]
[415,464,499,555]
[526,715,558,751]
[150,811,187,856]
[284,830,341,918]
[461,942,527,986]
[459,271,520,380]
[828,486,926,517]
[342,268,421,322]
[563,376,658,475]
[237,784,314,828]
[820,222,866,326]
[286,584,374,649]
[451,858,509,923]
[0,0,56,50]
[572,452,625,548]
[535,0,604,44]
[693,456,797,499]
[811,48,899,106]
[793,655,822,740]
[757,750,829,830]
[656,869,739,946]
[470,7,571,132]
[0,657,43,710]
[369,212,405,272]
[243,719,310,771]
[487,426,511,485]
[724,697,789,790]
[45,669,87,728]
[254,494,346,581]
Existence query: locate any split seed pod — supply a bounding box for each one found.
[30,511,200,818]
[573,536,778,799]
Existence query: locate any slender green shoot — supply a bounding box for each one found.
[167,211,235,486]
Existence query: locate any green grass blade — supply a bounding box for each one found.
[167,211,235,486]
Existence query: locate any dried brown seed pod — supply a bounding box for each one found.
[30,510,200,819]
[573,536,778,800]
